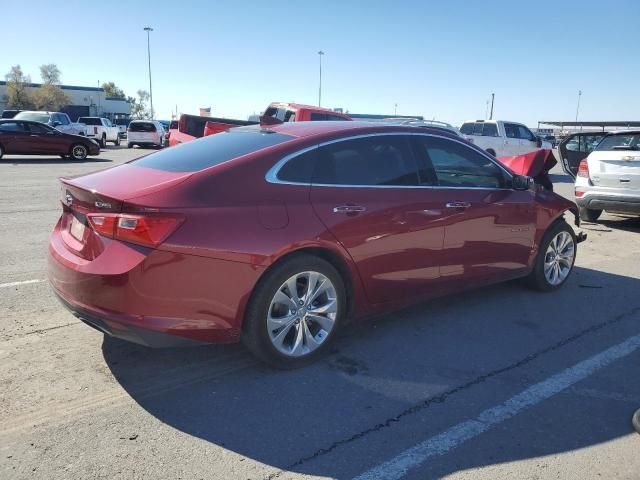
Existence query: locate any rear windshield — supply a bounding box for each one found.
[129,122,156,132]
[130,129,295,172]
[595,133,640,151]
[78,117,102,125]
[14,112,50,123]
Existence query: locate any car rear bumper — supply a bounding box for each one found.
[576,191,640,213]
[48,220,263,347]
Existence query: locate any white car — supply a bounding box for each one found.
[78,117,121,147]
[127,120,165,149]
[574,130,640,222]
[14,111,86,136]
[460,120,550,157]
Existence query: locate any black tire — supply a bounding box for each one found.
[0,144,4,159]
[242,254,346,369]
[100,135,107,148]
[127,143,133,149]
[69,143,88,161]
[526,220,577,292]
[579,206,602,223]
[114,136,120,146]
[486,149,496,156]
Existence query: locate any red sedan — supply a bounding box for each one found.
[48,122,583,367]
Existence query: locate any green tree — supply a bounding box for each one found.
[3,65,34,109]
[39,64,61,85]
[130,90,151,119]
[32,84,70,111]
[102,81,126,99]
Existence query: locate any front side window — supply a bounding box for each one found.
[27,123,53,134]
[0,121,26,132]
[415,136,506,189]
[516,125,535,141]
[59,114,70,125]
[314,136,419,186]
[504,123,519,138]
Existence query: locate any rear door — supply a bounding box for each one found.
[413,135,536,283]
[0,121,30,153]
[309,134,450,304]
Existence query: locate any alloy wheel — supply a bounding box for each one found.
[267,271,338,357]
[72,145,87,160]
[544,231,575,286]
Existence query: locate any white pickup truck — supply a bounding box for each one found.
[77,117,121,147]
[460,120,550,157]
[13,111,86,136]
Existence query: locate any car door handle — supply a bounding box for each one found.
[445,201,471,209]
[333,205,367,214]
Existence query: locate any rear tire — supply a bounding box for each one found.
[0,145,4,159]
[70,143,88,161]
[127,143,133,149]
[242,254,346,369]
[526,220,576,292]
[579,206,602,223]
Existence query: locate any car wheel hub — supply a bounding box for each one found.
[267,271,338,357]
[544,231,575,286]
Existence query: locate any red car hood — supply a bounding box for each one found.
[497,149,557,177]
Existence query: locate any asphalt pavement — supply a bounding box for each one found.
[1,145,639,480]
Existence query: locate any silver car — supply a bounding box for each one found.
[574,130,640,222]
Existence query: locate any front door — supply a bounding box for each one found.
[26,122,69,155]
[412,135,536,283]
[309,134,450,304]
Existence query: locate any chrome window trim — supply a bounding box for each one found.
[265,132,514,190]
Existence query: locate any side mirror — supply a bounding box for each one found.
[536,137,542,148]
[51,121,61,127]
[512,174,534,191]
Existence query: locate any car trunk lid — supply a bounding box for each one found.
[588,151,640,190]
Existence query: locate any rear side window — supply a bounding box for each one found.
[415,136,506,189]
[129,122,156,132]
[482,123,498,137]
[277,149,317,183]
[131,129,294,172]
[314,136,419,186]
[0,121,26,132]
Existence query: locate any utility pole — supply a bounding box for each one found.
[575,90,582,129]
[144,26,154,119]
[394,103,398,116]
[485,99,489,119]
[489,93,495,120]
[318,50,324,107]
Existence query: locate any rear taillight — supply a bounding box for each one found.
[87,213,183,248]
[575,189,585,198]
[577,160,589,178]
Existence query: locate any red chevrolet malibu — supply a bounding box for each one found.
[48,122,583,367]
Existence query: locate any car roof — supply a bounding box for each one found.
[237,121,461,141]
[604,129,640,135]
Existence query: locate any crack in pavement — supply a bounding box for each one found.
[264,305,640,480]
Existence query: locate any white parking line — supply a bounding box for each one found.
[0,279,43,289]
[353,333,640,480]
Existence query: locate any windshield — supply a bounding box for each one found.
[78,117,102,125]
[595,133,640,151]
[131,128,295,172]
[14,112,51,123]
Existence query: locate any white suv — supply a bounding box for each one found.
[127,120,165,149]
[460,120,548,157]
[574,130,640,222]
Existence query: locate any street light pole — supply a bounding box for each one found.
[318,50,324,107]
[575,90,582,128]
[144,26,154,119]
[489,93,495,120]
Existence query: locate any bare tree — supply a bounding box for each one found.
[3,65,34,109]
[39,64,61,85]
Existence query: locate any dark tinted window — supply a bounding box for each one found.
[327,115,349,121]
[131,129,294,172]
[415,136,506,188]
[472,123,484,135]
[595,133,640,151]
[314,136,419,186]
[26,123,53,134]
[277,149,317,183]
[129,122,156,132]
[0,121,26,132]
[460,123,474,135]
[169,120,178,129]
[58,114,70,125]
[482,123,498,137]
[78,117,102,125]
[310,113,327,121]
[516,125,535,141]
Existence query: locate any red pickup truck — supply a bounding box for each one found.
[169,102,352,146]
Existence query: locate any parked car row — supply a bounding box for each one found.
[459,120,551,157]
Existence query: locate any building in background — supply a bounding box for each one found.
[0,81,131,121]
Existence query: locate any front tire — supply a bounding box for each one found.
[526,220,576,291]
[100,135,107,148]
[70,143,88,161]
[114,136,120,146]
[579,206,602,223]
[242,254,346,369]
[127,143,133,149]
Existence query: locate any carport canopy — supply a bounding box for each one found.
[538,120,640,131]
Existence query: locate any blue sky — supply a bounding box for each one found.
[3,0,639,126]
